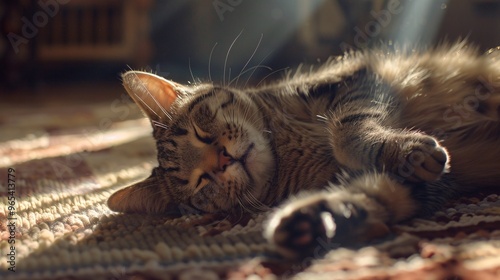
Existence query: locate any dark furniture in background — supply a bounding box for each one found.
[1,0,152,89]
[1,0,499,89]
[1,0,37,89]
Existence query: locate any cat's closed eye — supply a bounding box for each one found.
[193,123,214,144]
[195,173,211,189]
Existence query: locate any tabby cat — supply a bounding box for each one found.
[108,43,500,259]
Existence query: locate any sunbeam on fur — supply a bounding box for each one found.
[107,42,500,263]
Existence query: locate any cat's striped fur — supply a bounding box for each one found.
[108,43,500,259]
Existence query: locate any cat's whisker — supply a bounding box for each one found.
[245,109,262,135]
[238,98,250,126]
[208,42,218,83]
[238,109,247,133]
[250,200,269,213]
[223,30,244,87]
[256,67,290,87]
[247,107,266,124]
[251,194,270,212]
[124,64,134,73]
[236,195,255,215]
[134,93,162,120]
[231,100,241,128]
[230,33,263,88]
[221,111,230,128]
[243,196,265,213]
[231,103,236,127]
[188,57,196,84]
[243,52,273,88]
[129,71,173,121]
[152,120,169,130]
[229,65,273,87]
[242,109,267,130]
[240,185,269,213]
[237,188,260,214]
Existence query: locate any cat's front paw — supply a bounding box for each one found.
[394,135,449,183]
[264,195,368,259]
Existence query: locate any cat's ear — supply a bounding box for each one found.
[107,169,180,215]
[121,71,187,122]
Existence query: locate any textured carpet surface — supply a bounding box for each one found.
[1,98,500,280]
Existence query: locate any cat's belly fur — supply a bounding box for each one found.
[400,96,500,188]
[265,119,338,203]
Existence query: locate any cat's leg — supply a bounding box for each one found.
[327,72,449,182]
[331,125,449,183]
[265,173,454,259]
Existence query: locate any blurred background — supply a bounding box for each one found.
[1,0,499,99]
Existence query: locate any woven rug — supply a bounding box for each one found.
[1,94,500,280]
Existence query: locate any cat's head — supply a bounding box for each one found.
[108,71,275,215]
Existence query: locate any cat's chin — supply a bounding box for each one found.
[243,143,275,200]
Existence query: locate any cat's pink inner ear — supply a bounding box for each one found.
[122,71,183,121]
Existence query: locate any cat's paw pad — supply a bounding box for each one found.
[397,136,449,182]
[265,198,367,259]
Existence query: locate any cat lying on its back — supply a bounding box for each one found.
[108,43,500,259]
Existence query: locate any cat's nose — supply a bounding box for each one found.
[218,149,233,171]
